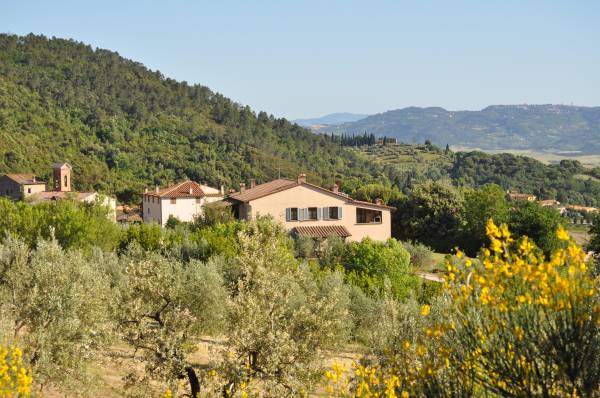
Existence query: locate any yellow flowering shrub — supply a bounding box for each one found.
[0,345,32,398]
[326,221,600,397]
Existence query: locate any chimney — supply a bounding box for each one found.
[144,187,148,193]
[297,173,307,184]
[240,182,246,193]
[221,185,225,195]
[32,176,36,183]
[189,186,193,195]
[375,198,383,205]
[250,178,256,188]
[155,185,160,193]
[332,183,339,193]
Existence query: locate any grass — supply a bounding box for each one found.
[566,223,592,247]
[452,147,600,169]
[42,340,363,398]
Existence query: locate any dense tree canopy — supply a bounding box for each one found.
[0,34,384,203]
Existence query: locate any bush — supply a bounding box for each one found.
[328,221,600,397]
[294,235,315,258]
[401,240,433,270]
[0,197,121,251]
[0,237,113,393]
[343,238,418,300]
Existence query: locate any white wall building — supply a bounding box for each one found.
[142,180,224,226]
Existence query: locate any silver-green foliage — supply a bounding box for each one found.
[222,222,351,396]
[0,237,113,392]
[115,247,228,397]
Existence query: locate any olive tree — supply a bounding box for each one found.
[0,237,113,393]
[220,222,351,397]
[115,247,228,398]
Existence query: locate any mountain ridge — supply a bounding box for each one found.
[293,112,368,127]
[321,105,600,152]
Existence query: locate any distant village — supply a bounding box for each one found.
[1,162,596,244]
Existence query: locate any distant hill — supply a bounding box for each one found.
[324,105,600,153]
[293,113,368,128]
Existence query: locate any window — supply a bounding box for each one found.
[307,207,319,220]
[64,175,68,187]
[147,207,150,214]
[327,206,342,220]
[195,197,202,204]
[356,208,382,224]
[170,198,177,204]
[286,207,299,221]
[27,188,31,194]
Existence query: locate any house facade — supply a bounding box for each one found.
[142,180,224,226]
[0,174,47,200]
[0,163,117,220]
[225,174,394,241]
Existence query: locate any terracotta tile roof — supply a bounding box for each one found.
[227,178,395,210]
[293,225,351,238]
[31,191,96,201]
[228,179,298,202]
[52,162,72,169]
[144,181,208,198]
[3,173,46,185]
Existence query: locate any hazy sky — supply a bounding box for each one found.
[2,1,599,119]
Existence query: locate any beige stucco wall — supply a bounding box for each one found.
[245,185,392,241]
[0,177,46,201]
[22,184,47,198]
[142,194,224,226]
[84,193,117,222]
[160,197,203,225]
[142,195,164,225]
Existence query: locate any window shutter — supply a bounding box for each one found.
[338,206,343,219]
[298,208,304,221]
[285,208,291,221]
[323,207,329,220]
[317,207,322,220]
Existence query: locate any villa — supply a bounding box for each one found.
[224,174,394,241]
[142,180,224,226]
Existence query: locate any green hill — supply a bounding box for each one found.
[324,105,600,153]
[349,143,600,206]
[0,34,382,202]
[2,33,600,207]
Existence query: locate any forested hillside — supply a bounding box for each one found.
[0,34,382,201]
[349,143,600,206]
[2,33,600,207]
[323,105,600,152]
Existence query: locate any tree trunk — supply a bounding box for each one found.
[185,366,200,398]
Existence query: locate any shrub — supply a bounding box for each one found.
[343,238,418,300]
[401,240,433,270]
[0,345,32,397]
[327,221,600,397]
[0,237,112,393]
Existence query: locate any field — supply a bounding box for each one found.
[452,146,600,169]
[349,143,452,171]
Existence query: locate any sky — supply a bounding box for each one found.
[2,1,600,119]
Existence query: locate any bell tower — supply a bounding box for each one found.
[53,163,72,192]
